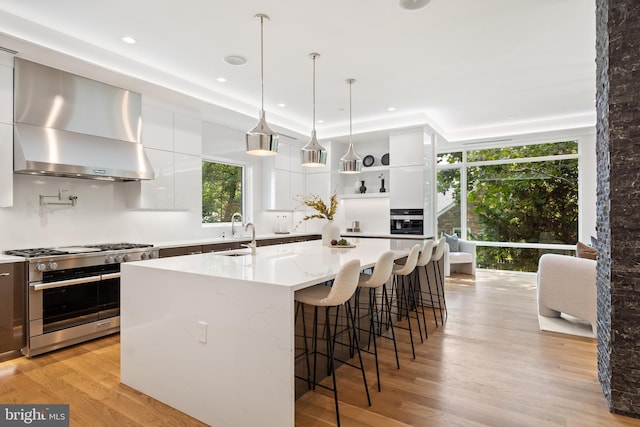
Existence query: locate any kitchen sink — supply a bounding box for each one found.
[219,251,252,257]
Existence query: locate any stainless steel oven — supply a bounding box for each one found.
[390,209,424,235]
[5,243,157,357]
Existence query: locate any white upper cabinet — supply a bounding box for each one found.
[127,148,175,210]
[141,105,173,151]
[174,113,202,156]
[389,166,424,209]
[174,153,201,210]
[0,61,12,126]
[389,130,425,167]
[263,143,306,211]
[0,53,13,207]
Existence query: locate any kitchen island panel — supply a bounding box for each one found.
[121,264,294,427]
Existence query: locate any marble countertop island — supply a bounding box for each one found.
[120,238,423,427]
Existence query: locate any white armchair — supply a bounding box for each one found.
[536,253,596,338]
[444,239,476,276]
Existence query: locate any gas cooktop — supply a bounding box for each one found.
[5,243,154,258]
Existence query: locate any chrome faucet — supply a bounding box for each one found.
[243,222,257,255]
[231,212,243,237]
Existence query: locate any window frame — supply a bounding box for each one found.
[201,157,247,227]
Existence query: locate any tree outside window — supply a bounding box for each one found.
[202,160,243,223]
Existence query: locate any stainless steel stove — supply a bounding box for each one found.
[5,243,158,357]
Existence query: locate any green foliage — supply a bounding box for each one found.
[202,161,243,223]
[437,142,579,272]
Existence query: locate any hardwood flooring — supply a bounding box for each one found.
[1,270,638,426]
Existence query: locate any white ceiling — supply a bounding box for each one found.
[0,0,596,143]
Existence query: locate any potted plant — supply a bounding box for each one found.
[295,192,340,245]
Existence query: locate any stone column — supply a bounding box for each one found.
[596,0,640,417]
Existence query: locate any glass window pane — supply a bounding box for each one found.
[467,141,578,162]
[467,158,578,245]
[202,161,243,223]
[437,151,463,165]
[476,247,574,272]
[437,168,461,237]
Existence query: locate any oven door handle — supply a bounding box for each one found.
[102,272,121,280]
[31,275,102,291]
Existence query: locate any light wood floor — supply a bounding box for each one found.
[1,271,639,426]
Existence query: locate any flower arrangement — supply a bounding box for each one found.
[295,192,338,222]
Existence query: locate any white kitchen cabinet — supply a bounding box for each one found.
[305,172,331,201]
[174,113,202,156]
[0,61,12,126]
[141,105,173,151]
[263,168,290,211]
[389,129,425,167]
[290,171,305,210]
[125,148,174,210]
[0,124,12,207]
[174,153,202,210]
[390,166,424,209]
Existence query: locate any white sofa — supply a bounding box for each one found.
[444,239,476,276]
[536,253,597,338]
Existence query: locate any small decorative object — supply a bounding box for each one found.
[381,153,389,166]
[359,180,367,194]
[295,192,340,245]
[378,173,386,193]
[362,155,374,167]
[330,238,356,248]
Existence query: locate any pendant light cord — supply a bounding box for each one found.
[260,16,265,112]
[312,54,317,132]
[349,80,352,140]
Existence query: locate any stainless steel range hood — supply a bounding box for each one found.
[13,58,154,181]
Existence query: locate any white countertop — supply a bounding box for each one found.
[0,254,26,264]
[127,237,421,291]
[152,232,318,249]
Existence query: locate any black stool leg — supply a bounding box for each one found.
[424,264,440,327]
[399,275,416,359]
[346,300,371,406]
[325,306,341,427]
[368,288,381,392]
[382,284,400,369]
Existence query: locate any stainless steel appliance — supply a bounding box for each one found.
[13,58,153,181]
[390,209,424,235]
[5,243,158,357]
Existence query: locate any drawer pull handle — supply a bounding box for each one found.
[0,272,10,276]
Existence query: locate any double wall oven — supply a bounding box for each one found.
[5,243,158,357]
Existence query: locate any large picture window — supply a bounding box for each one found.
[202,160,243,224]
[437,141,579,272]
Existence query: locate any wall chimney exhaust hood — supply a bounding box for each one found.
[13,58,154,181]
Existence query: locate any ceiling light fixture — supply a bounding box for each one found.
[399,0,431,10]
[301,53,327,167]
[340,78,362,174]
[216,77,227,82]
[223,55,247,66]
[122,36,136,44]
[246,13,279,156]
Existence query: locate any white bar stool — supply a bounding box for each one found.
[427,237,447,324]
[412,239,436,335]
[294,259,371,427]
[390,244,422,359]
[356,250,397,392]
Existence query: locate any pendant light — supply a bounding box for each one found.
[301,53,327,167]
[340,78,362,173]
[246,13,279,156]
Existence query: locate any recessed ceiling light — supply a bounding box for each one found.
[399,0,431,10]
[388,107,396,111]
[317,120,324,124]
[277,103,286,108]
[508,116,514,119]
[216,77,227,82]
[122,36,136,44]
[223,55,247,66]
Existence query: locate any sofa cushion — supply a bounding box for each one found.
[576,241,597,260]
[449,251,473,264]
[443,232,460,252]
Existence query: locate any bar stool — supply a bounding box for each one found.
[412,240,436,336]
[390,244,422,359]
[295,259,371,427]
[426,237,447,324]
[355,251,397,392]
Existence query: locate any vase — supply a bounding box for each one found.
[359,180,367,194]
[322,220,341,246]
[380,178,386,193]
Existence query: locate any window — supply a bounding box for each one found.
[437,141,579,272]
[202,160,243,224]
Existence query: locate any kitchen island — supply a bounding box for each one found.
[120,238,422,427]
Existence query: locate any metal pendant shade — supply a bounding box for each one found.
[340,79,362,173]
[301,53,327,167]
[246,13,279,156]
